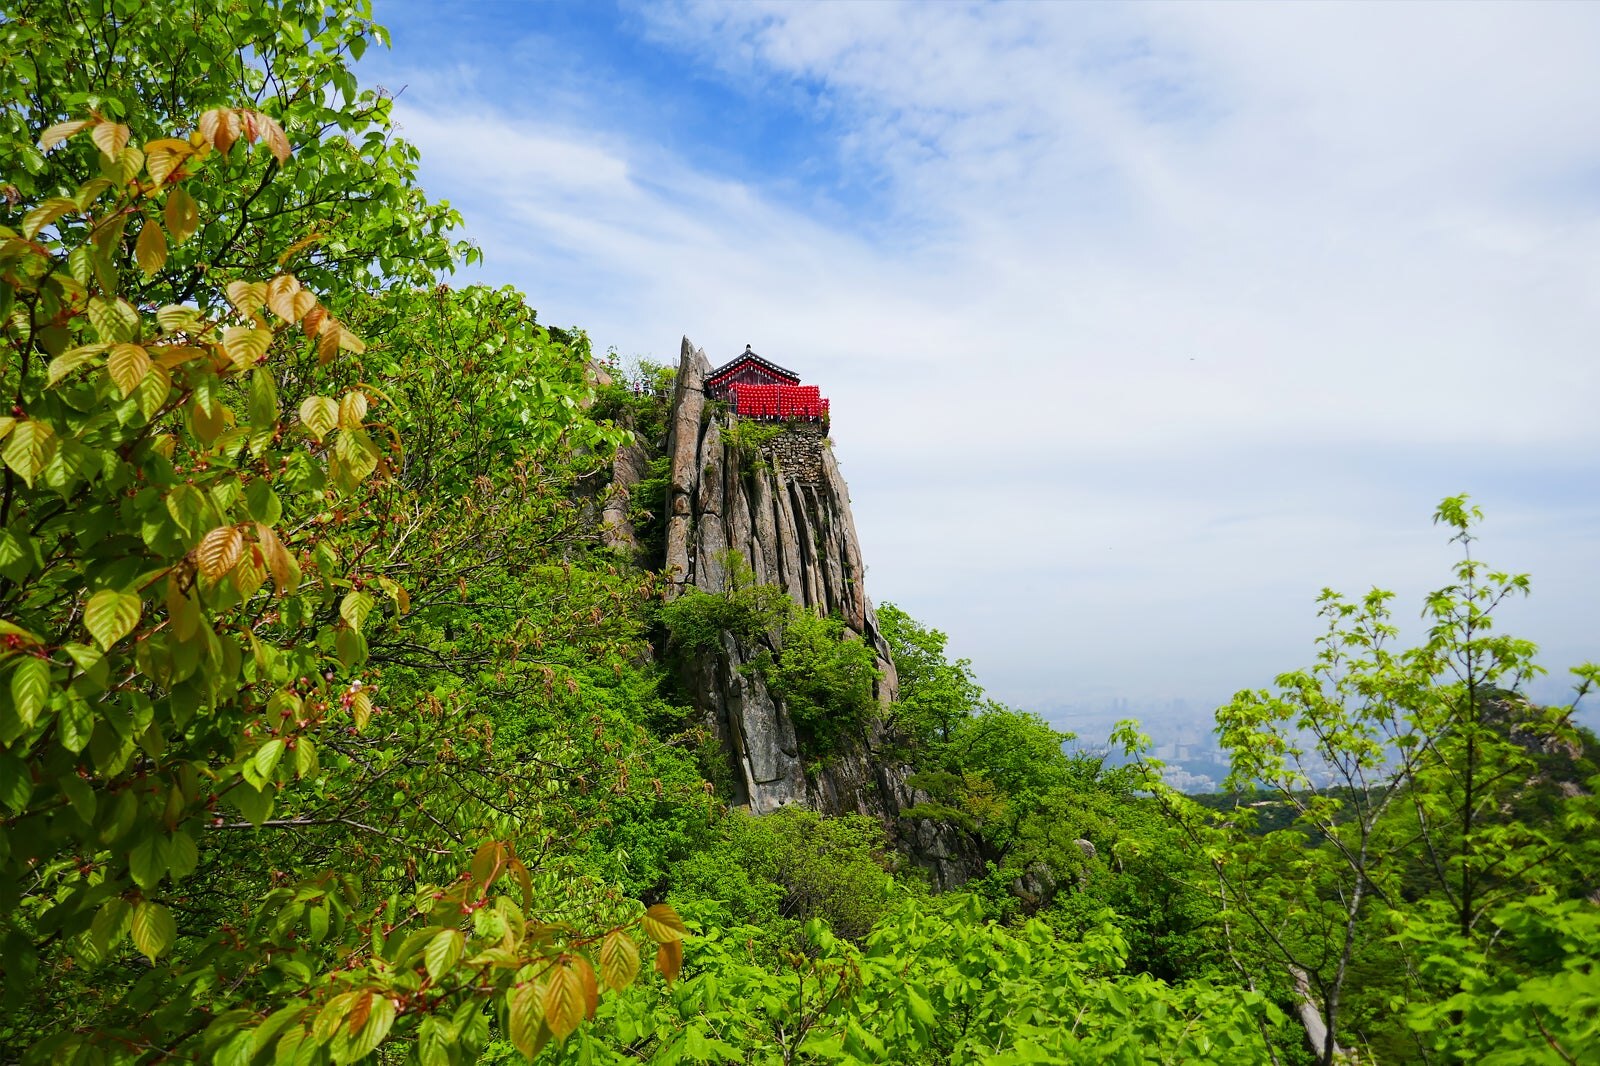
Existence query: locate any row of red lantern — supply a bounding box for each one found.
[728,383,829,420]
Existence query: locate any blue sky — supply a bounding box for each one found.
[358,1,1600,736]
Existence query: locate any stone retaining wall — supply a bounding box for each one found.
[760,422,826,484]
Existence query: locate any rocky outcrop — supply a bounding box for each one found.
[664,337,978,887]
[600,436,649,554]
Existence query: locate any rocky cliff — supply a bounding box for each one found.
[650,337,980,888]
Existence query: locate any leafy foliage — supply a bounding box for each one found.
[660,553,880,758]
[4,6,1596,1065]
[1116,497,1600,1064]
[0,55,679,1066]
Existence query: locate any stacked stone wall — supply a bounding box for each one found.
[759,422,826,484]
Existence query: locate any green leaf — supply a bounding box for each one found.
[424,928,463,983]
[58,693,93,753]
[90,897,130,956]
[335,627,367,671]
[58,771,95,821]
[130,836,165,890]
[245,479,282,525]
[249,368,280,426]
[0,750,32,812]
[163,831,199,881]
[0,525,33,582]
[231,781,274,826]
[131,901,176,962]
[215,1031,253,1066]
[252,1005,307,1057]
[254,738,285,781]
[9,656,50,730]
[84,588,142,649]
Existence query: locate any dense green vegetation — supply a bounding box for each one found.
[1,2,1595,1064]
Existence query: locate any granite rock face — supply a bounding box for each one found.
[664,338,977,886]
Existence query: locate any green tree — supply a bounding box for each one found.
[1,0,470,299]
[878,602,982,746]
[1116,497,1600,1064]
[0,66,680,1066]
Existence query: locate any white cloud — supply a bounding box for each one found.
[378,2,1600,728]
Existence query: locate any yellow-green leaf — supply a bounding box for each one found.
[86,296,139,343]
[47,343,107,386]
[341,994,394,1061]
[164,185,199,244]
[339,589,374,631]
[130,900,175,962]
[105,144,143,187]
[107,343,151,397]
[134,220,167,276]
[10,656,51,730]
[197,525,243,581]
[134,363,173,421]
[313,992,359,1045]
[295,737,318,779]
[84,588,141,649]
[338,391,368,430]
[265,274,302,321]
[155,304,200,333]
[656,939,683,985]
[143,139,192,185]
[599,930,640,992]
[298,396,337,443]
[225,281,267,318]
[544,961,586,1041]
[253,738,285,781]
[508,984,549,1059]
[333,428,380,487]
[22,196,77,239]
[39,120,89,151]
[641,903,687,944]
[222,326,271,369]
[90,121,130,160]
[3,421,57,487]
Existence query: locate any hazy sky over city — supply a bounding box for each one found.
[359,1,1600,737]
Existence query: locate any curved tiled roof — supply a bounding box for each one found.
[706,344,800,386]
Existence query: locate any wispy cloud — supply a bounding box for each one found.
[369,0,1600,725]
